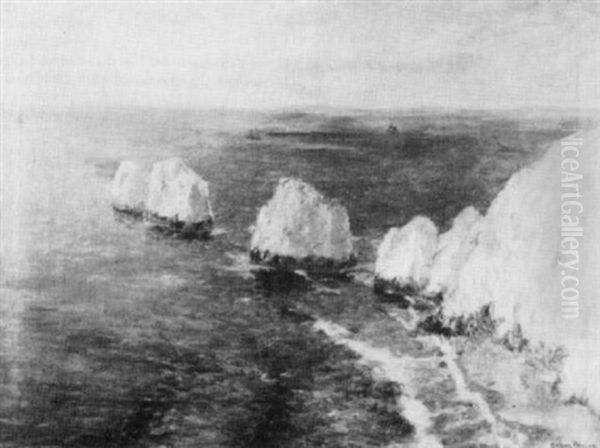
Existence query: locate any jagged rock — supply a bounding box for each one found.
[425,206,482,297]
[110,160,147,215]
[145,157,213,237]
[250,178,354,272]
[374,216,438,295]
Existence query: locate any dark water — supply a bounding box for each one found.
[0,109,573,447]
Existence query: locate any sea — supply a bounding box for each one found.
[1,107,594,447]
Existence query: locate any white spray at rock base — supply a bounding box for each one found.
[313,319,443,448]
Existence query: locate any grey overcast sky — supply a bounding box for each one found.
[2,1,599,110]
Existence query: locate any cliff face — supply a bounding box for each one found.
[425,206,481,297]
[371,128,599,410]
[250,178,354,268]
[443,128,600,410]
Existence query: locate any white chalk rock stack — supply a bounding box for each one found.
[250,178,354,270]
[443,128,600,412]
[425,206,482,296]
[374,216,438,294]
[110,160,148,215]
[146,157,213,235]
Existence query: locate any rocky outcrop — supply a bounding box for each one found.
[425,206,482,297]
[250,178,354,272]
[374,216,438,295]
[145,158,214,237]
[110,160,147,215]
[441,128,600,412]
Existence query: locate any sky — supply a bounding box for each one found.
[2,0,599,110]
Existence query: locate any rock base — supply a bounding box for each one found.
[417,305,497,339]
[112,205,144,220]
[373,277,420,298]
[373,278,441,311]
[250,249,356,278]
[145,213,214,239]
